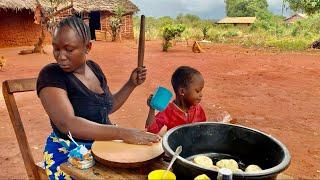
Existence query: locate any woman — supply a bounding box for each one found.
[37,16,160,179]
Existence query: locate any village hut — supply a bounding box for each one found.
[217,17,256,26]
[0,0,139,48]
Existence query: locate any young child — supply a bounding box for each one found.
[145,66,206,135]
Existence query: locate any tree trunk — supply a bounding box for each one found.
[111,30,117,42]
[33,26,46,54]
[118,26,122,42]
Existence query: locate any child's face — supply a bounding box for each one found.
[52,26,90,72]
[183,74,204,106]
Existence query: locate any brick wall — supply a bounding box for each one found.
[0,9,51,48]
[100,11,134,40]
[122,14,134,39]
[55,9,73,22]
[0,8,135,48]
[56,10,134,40]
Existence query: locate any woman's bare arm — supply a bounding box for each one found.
[39,87,160,145]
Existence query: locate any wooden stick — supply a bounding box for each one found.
[137,15,145,67]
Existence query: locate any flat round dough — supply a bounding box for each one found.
[245,165,262,173]
[194,155,214,168]
[92,140,163,163]
[216,159,239,171]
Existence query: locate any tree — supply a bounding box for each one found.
[162,24,186,52]
[108,6,126,42]
[29,0,73,54]
[176,14,201,25]
[284,0,320,15]
[158,16,174,27]
[225,0,268,17]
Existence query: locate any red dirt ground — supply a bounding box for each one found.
[0,41,319,179]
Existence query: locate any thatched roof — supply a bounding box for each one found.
[217,17,256,24]
[0,0,139,13]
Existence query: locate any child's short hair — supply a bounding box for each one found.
[171,66,201,93]
[55,16,91,45]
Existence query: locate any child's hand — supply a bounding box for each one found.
[123,129,161,145]
[129,66,147,86]
[158,126,167,137]
[147,94,153,108]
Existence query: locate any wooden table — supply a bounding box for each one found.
[60,159,168,180]
[60,159,293,180]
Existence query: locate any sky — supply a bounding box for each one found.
[131,0,292,19]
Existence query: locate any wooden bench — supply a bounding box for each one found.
[2,78,47,179]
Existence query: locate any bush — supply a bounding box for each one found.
[265,38,311,51]
[162,24,186,51]
[181,28,203,41]
[224,31,239,37]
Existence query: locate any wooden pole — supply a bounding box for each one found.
[137,15,145,67]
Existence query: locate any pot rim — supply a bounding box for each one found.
[162,122,291,177]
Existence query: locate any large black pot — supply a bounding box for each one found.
[162,122,291,180]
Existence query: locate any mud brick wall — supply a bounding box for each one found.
[100,12,134,40]
[0,8,134,48]
[122,14,134,39]
[0,9,51,48]
[55,9,73,22]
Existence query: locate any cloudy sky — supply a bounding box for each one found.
[131,0,292,19]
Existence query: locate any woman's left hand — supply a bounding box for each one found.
[129,66,147,86]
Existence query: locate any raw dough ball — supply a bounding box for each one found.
[194,174,211,180]
[245,165,262,173]
[194,155,214,168]
[216,159,239,171]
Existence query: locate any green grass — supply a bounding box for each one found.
[133,13,320,51]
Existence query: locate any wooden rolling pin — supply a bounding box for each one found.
[137,15,145,67]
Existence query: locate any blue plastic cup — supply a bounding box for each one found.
[150,86,173,112]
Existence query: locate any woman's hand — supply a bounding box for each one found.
[123,129,161,145]
[129,66,147,87]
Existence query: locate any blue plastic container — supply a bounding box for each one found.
[150,86,173,112]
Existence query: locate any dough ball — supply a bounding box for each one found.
[216,159,239,171]
[194,174,211,180]
[194,155,214,168]
[245,165,262,173]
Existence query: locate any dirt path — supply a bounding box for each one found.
[0,41,319,179]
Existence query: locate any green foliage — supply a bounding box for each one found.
[265,37,312,51]
[162,24,186,51]
[176,14,201,24]
[109,6,126,41]
[133,11,320,51]
[181,28,203,41]
[284,0,320,15]
[201,26,210,40]
[225,0,268,17]
[225,30,239,37]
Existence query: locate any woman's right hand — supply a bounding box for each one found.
[123,129,161,145]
